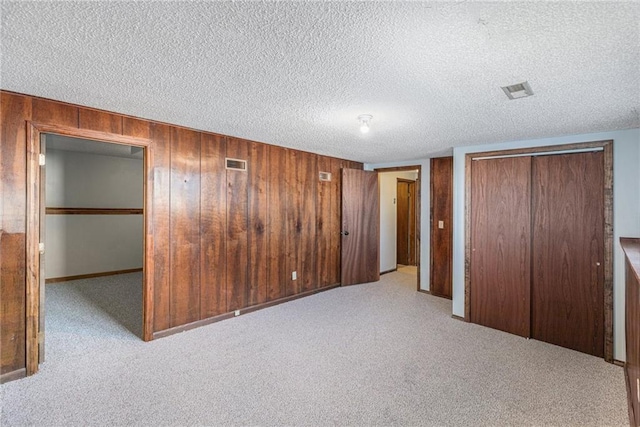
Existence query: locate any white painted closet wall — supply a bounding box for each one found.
[45,148,143,279]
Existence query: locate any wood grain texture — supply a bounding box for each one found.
[169,127,201,327]
[328,158,344,286]
[1,92,30,374]
[122,117,152,140]
[31,98,78,127]
[226,137,249,311]
[470,157,531,337]
[79,109,123,134]
[397,180,411,265]
[149,123,171,332]
[531,152,604,357]
[316,156,332,288]
[341,169,380,286]
[286,150,302,296]
[621,238,640,427]
[267,146,288,301]
[430,157,453,298]
[247,141,268,305]
[200,133,227,318]
[299,151,317,292]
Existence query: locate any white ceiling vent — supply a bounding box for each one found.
[502,81,534,100]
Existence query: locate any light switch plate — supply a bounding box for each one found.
[292,271,297,280]
[438,220,444,229]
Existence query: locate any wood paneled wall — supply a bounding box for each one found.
[0,91,362,379]
[621,238,640,427]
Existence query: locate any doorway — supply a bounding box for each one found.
[26,123,152,375]
[375,166,421,291]
[396,179,416,266]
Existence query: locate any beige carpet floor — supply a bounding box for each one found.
[0,269,628,426]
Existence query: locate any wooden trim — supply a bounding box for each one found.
[153,284,340,339]
[26,124,40,376]
[380,268,397,275]
[464,154,472,321]
[464,140,614,361]
[624,364,637,427]
[25,122,153,376]
[418,289,431,295]
[0,368,26,384]
[45,268,143,284]
[451,314,467,322]
[374,165,422,292]
[45,207,143,215]
[613,359,625,367]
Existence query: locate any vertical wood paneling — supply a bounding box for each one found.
[397,181,411,265]
[31,98,78,127]
[79,109,123,134]
[286,150,303,296]
[200,134,227,318]
[0,92,30,374]
[148,124,171,332]
[470,157,531,337]
[299,151,317,292]
[267,146,288,301]
[123,117,152,140]
[430,156,453,298]
[226,137,249,311]
[531,152,604,357]
[248,141,268,305]
[169,128,201,326]
[316,156,332,288]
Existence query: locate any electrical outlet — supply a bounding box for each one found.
[438,220,444,229]
[234,310,240,316]
[292,271,297,280]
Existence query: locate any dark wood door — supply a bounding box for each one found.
[430,157,453,298]
[341,169,380,286]
[531,152,604,357]
[396,180,416,266]
[470,157,531,337]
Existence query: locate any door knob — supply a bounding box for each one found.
[341,231,350,236]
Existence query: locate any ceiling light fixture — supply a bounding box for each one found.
[358,114,373,134]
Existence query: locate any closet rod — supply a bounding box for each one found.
[472,146,603,161]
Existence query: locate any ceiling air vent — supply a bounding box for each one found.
[319,171,332,182]
[226,158,247,171]
[501,81,533,100]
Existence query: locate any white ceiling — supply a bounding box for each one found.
[2,2,639,163]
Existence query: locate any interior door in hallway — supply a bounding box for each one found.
[396,179,416,266]
[470,156,532,337]
[341,169,380,286]
[531,151,604,357]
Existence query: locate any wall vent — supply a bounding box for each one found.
[319,171,332,182]
[226,158,247,171]
[502,81,534,100]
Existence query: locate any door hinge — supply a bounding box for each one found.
[39,153,45,166]
[39,242,45,254]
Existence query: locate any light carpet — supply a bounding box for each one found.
[0,270,628,426]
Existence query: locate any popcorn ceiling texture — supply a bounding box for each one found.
[1,2,638,163]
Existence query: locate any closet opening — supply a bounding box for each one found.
[375,166,422,291]
[25,123,153,375]
[464,140,613,361]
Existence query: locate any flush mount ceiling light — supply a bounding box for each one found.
[358,114,373,134]
[502,81,534,100]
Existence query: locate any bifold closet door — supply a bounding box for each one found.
[531,152,604,357]
[470,157,531,337]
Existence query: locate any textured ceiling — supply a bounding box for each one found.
[2,2,639,163]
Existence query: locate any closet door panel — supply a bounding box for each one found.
[531,152,604,357]
[470,157,531,337]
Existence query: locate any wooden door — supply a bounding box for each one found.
[531,152,604,357]
[39,135,46,363]
[397,180,410,265]
[341,169,380,286]
[430,157,453,298]
[470,157,531,337]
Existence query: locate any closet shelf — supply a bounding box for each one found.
[46,207,143,215]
